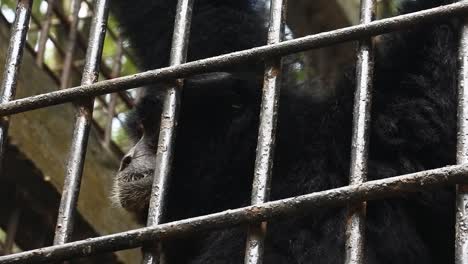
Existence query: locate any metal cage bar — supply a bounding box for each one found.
[60,0,82,89]
[456,6,468,264]
[0,164,466,264]
[36,0,55,67]
[53,0,110,245]
[345,1,375,263]
[0,0,33,175]
[142,0,194,263]
[0,3,465,117]
[3,206,21,255]
[244,0,286,263]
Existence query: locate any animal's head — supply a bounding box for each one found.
[112,72,262,220]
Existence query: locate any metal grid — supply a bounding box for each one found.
[0,0,137,156]
[0,0,466,264]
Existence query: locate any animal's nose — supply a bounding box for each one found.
[119,147,135,171]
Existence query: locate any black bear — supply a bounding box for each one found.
[111,0,459,263]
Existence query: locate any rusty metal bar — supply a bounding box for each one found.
[244,0,286,263]
[0,2,465,116]
[345,1,375,263]
[53,0,110,245]
[0,0,33,175]
[0,164,466,264]
[60,0,82,89]
[141,0,193,263]
[456,10,468,264]
[36,0,55,67]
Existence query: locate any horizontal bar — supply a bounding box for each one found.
[0,164,466,264]
[0,2,466,116]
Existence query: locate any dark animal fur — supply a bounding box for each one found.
[111,0,459,263]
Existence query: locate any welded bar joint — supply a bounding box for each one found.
[142,1,194,263]
[244,0,286,263]
[345,1,375,264]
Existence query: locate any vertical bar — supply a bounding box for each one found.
[3,206,21,255]
[0,0,33,175]
[36,0,55,67]
[142,0,193,263]
[104,40,123,147]
[60,0,82,89]
[345,1,375,264]
[53,0,109,245]
[456,13,468,264]
[244,1,286,263]
[103,94,116,147]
